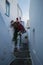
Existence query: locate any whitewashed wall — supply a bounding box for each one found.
[0,0,22,64]
[0,0,18,25]
[0,12,15,65]
[0,0,22,36]
[29,0,43,65]
[0,0,22,65]
[17,4,22,18]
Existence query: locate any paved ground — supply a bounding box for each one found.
[10,33,32,65]
[10,42,32,65]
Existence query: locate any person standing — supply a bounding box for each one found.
[10,18,19,51]
[11,17,26,51]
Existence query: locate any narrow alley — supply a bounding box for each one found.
[0,0,43,65]
[10,35,32,65]
[10,31,32,65]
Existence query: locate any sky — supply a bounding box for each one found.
[18,0,30,23]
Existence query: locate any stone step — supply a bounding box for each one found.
[10,58,32,65]
[14,50,30,58]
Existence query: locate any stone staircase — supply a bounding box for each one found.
[10,42,32,65]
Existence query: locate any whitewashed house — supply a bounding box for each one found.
[26,20,30,29]
[0,0,22,65]
[29,0,43,65]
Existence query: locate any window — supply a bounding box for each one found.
[5,0,10,17]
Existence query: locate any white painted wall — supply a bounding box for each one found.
[26,20,30,29]
[0,0,22,25]
[0,0,22,65]
[0,0,18,24]
[0,0,22,36]
[17,4,22,18]
[0,12,15,65]
[29,0,43,65]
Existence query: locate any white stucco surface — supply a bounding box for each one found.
[29,0,43,65]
